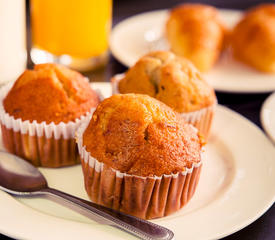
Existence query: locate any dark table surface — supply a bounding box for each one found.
[1,0,275,239]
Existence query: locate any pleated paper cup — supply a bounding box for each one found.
[179,104,216,140]
[0,82,96,168]
[111,74,216,139]
[76,119,203,220]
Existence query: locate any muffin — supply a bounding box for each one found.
[231,4,275,72]
[112,51,217,139]
[77,94,203,219]
[166,4,226,72]
[0,63,100,167]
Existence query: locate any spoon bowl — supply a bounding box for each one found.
[0,151,174,240]
[0,151,47,193]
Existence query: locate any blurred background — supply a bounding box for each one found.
[23,0,275,81]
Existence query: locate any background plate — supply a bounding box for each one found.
[261,92,275,144]
[0,83,275,240]
[110,10,275,93]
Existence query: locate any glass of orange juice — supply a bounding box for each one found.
[30,0,112,71]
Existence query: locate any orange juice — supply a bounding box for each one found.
[31,0,112,59]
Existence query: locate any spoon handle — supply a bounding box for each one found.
[40,187,174,240]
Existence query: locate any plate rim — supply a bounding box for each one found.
[110,9,169,67]
[261,92,275,144]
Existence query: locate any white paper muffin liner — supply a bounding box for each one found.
[111,74,216,139]
[76,118,203,219]
[0,82,96,167]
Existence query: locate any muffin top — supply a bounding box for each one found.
[231,4,275,72]
[165,4,225,72]
[117,51,216,112]
[3,64,100,124]
[168,3,221,20]
[83,94,203,177]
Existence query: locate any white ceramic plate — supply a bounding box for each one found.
[110,9,275,93]
[1,82,275,240]
[261,92,275,144]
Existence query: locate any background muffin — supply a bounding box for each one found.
[231,4,275,73]
[166,3,226,72]
[78,94,203,219]
[114,51,216,139]
[0,63,99,167]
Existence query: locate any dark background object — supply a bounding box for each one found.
[1,0,274,239]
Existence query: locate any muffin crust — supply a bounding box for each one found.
[4,64,99,123]
[166,4,226,72]
[83,94,203,177]
[118,51,216,112]
[231,4,275,72]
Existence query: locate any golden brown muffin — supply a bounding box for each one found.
[79,93,203,219]
[166,4,226,72]
[117,51,216,113]
[83,94,203,177]
[1,64,100,168]
[3,63,99,124]
[231,4,275,72]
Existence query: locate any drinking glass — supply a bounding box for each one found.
[30,0,112,71]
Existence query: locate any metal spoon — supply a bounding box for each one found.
[0,151,174,240]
